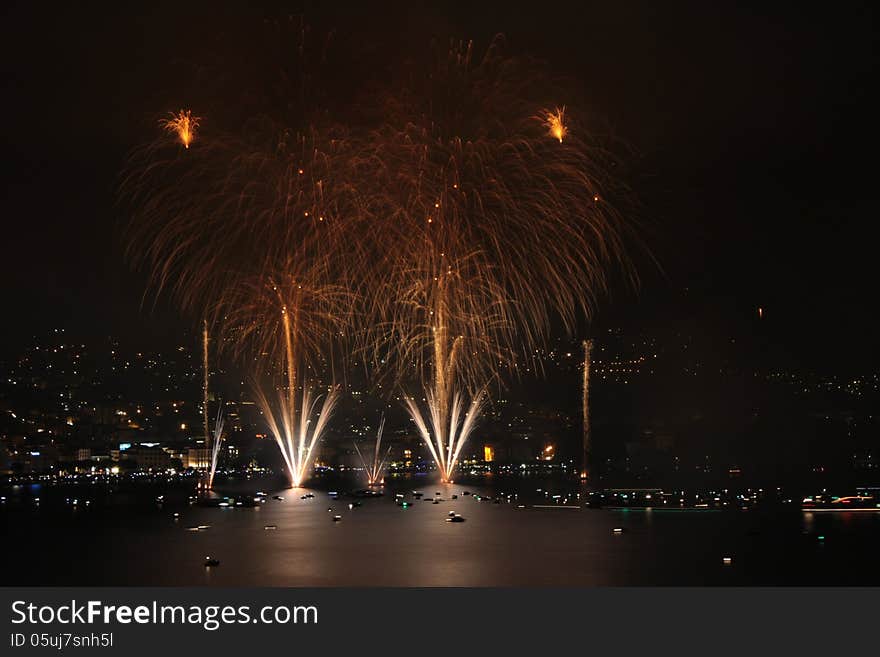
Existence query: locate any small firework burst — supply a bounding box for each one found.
[545,106,567,143]
[162,109,200,148]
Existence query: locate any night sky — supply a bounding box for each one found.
[2,1,877,370]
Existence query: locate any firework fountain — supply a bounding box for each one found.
[122,115,362,488]
[246,283,344,488]
[121,19,368,488]
[122,30,635,488]
[355,39,635,482]
[353,415,392,487]
[254,381,340,489]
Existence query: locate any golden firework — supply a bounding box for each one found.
[122,34,637,486]
[162,109,200,148]
[546,106,567,142]
[349,39,636,481]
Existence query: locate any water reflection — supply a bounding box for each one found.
[3,480,880,586]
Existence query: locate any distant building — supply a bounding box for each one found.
[185,447,211,469]
[12,445,60,473]
[122,445,171,470]
[162,446,187,464]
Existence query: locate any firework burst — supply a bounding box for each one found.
[162,109,200,148]
[123,119,363,487]
[352,38,635,481]
[122,32,636,487]
[545,106,567,142]
[120,23,371,488]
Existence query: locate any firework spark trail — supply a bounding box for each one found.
[255,383,340,488]
[581,339,593,481]
[202,320,226,489]
[208,407,225,489]
[202,319,211,483]
[241,275,349,487]
[353,415,392,486]
[545,106,567,142]
[162,109,200,148]
[404,388,486,483]
[121,122,368,324]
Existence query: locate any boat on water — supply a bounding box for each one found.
[352,489,383,498]
[802,492,878,511]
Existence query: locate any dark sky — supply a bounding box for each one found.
[1,1,878,370]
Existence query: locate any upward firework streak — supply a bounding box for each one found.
[208,408,225,489]
[202,321,225,489]
[249,283,348,488]
[354,415,392,487]
[581,339,593,481]
[202,320,211,485]
[397,276,490,482]
[254,329,340,493]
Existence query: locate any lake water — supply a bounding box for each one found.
[4,479,879,586]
